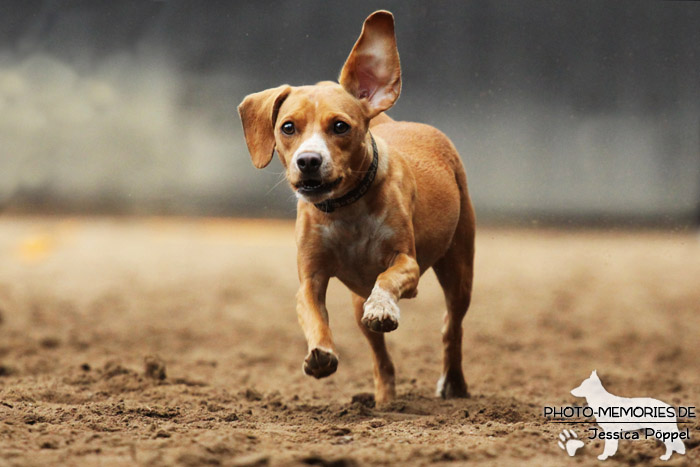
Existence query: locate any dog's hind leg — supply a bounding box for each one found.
[672,438,686,457]
[660,437,685,461]
[660,442,673,461]
[432,197,475,399]
[353,292,396,404]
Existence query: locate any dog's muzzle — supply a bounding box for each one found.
[295,176,342,196]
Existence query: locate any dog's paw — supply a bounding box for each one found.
[362,286,400,333]
[436,371,469,399]
[303,348,338,379]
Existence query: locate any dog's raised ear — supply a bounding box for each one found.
[238,85,292,168]
[339,10,401,118]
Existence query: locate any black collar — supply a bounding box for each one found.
[314,133,379,213]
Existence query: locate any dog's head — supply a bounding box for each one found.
[238,11,401,204]
[570,370,602,398]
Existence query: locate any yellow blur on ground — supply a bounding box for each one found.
[17,233,56,263]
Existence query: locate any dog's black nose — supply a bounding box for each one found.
[296,152,322,174]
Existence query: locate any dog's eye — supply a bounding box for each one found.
[333,121,350,135]
[281,122,295,135]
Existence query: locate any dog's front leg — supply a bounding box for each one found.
[296,274,338,378]
[362,252,420,333]
[598,437,618,460]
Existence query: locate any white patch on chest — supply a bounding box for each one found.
[317,213,394,265]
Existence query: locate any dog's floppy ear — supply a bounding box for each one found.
[339,10,401,118]
[238,85,292,168]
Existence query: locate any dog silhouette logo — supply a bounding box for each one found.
[570,370,687,461]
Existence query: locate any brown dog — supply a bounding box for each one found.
[238,10,475,404]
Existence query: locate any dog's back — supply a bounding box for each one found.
[371,115,474,271]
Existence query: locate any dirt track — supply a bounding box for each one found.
[0,217,698,466]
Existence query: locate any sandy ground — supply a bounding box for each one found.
[0,217,698,466]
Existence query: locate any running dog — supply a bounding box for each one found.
[238,11,475,404]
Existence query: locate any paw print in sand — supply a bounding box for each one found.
[557,429,584,457]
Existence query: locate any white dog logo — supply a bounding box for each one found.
[571,370,686,461]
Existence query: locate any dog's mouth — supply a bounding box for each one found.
[294,177,342,197]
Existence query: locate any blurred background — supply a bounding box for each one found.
[1,1,698,226]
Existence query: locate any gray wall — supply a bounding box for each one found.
[1,1,698,224]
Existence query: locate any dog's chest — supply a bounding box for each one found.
[316,214,394,287]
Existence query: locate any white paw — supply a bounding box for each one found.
[557,429,584,457]
[362,285,399,333]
